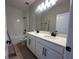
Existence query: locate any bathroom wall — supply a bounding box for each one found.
[28,0,70,32]
[6,5,24,44]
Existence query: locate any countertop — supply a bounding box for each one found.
[27,31,67,48]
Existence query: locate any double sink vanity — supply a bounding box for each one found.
[26,31,67,59]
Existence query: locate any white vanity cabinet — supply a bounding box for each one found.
[36,38,63,59]
[36,41,63,59]
[27,33,65,59]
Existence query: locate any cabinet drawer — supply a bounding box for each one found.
[36,37,64,54]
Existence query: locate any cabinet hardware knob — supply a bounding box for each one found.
[6,40,11,44]
[42,48,44,55]
[66,46,71,52]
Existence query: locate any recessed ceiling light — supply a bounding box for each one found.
[25,2,29,5]
[17,19,20,22]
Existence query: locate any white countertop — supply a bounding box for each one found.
[27,31,67,47]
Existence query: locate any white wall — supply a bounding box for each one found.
[6,5,24,44]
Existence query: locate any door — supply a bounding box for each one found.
[5,34,9,59]
[27,37,31,49]
[64,0,73,59]
[6,6,24,44]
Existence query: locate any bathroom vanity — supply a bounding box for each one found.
[26,31,67,59]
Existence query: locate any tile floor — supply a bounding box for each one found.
[9,42,37,59]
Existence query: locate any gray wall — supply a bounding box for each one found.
[28,0,70,32]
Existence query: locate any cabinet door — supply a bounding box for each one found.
[36,41,63,59]
[27,37,36,55]
[27,38,31,49]
[30,37,36,55]
[44,47,63,59]
[36,41,45,59]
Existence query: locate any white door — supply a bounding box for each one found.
[5,34,9,59]
[6,6,24,44]
[64,0,73,59]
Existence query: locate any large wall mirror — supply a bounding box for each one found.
[29,0,70,36]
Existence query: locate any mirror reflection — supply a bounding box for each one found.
[29,0,70,36]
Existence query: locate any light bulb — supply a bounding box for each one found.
[17,19,20,22]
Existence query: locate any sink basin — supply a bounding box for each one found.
[33,32,65,40]
[44,35,64,40]
[38,33,50,36]
[44,36,55,39]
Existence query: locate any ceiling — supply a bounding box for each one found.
[6,0,37,10]
[6,0,68,10]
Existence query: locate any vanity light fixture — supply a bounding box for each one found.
[35,0,58,13]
